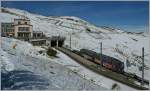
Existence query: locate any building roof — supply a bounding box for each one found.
[46,36,66,41]
[14,18,30,21]
[1,22,14,25]
[14,24,33,26]
[33,31,43,33]
[29,39,46,42]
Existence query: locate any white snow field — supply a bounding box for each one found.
[0,7,150,90]
[1,37,106,90]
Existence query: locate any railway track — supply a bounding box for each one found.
[56,47,149,90]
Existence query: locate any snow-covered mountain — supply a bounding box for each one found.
[0,7,150,89]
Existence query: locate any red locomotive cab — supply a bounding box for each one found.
[104,63,113,69]
[103,60,113,70]
[107,64,113,69]
[112,64,117,71]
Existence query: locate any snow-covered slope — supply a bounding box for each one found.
[0,7,150,86]
[1,37,106,90]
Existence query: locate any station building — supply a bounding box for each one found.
[14,19,33,41]
[1,23,14,37]
[1,18,65,47]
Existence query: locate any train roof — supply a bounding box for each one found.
[80,49,124,64]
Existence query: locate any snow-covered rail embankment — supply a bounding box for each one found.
[56,47,149,90]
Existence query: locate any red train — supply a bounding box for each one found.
[72,49,149,84]
[73,49,124,73]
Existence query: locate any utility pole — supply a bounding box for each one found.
[141,47,144,86]
[70,23,73,50]
[23,10,26,19]
[56,40,58,48]
[100,42,103,66]
[70,33,71,49]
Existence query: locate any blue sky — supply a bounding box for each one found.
[1,1,149,32]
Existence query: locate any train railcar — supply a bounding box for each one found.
[80,49,97,62]
[72,50,80,55]
[79,49,124,73]
[102,55,113,70]
[111,58,124,73]
[94,58,101,64]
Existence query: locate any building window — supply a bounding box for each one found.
[18,33,22,37]
[18,22,21,24]
[18,27,29,31]
[37,34,41,37]
[25,22,27,25]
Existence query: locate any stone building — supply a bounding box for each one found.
[1,23,14,37]
[1,18,67,47]
[33,31,45,39]
[29,39,47,46]
[29,31,46,46]
[14,19,33,40]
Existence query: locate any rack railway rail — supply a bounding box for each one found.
[56,47,149,90]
